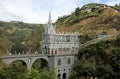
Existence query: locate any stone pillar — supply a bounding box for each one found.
[27,58,33,72]
[61,74,62,79]
[27,63,32,72]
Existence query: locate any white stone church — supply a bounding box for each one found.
[42,13,80,79]
[42,13,80,56]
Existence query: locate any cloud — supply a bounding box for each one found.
[104,0,120,6]
[0,0,120,23]
[76,0,100,7]
[0,0,29,22]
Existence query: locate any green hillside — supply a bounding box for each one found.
[56,3,120,35]
[70,35,120,79]
[0,21,44,54]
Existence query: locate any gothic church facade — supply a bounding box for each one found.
[42,13,80,79]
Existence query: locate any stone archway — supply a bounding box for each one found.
[58,74,61,79]
[32,58,49,70]
[10,60,27,69]
[63,73,67,79]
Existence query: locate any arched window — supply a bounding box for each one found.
[55,49,57,54]
[67,57,71,64]
[71,47,74,53]
[48,48,50,54]
[51,49,53,55]
[59,48,62,52]
[44,46,47,54]
[63,73,67,79]
[58,74,61,79]
[57,58,61,65]
[66,36,70,42]
[72,47,74,50]
[74,59,76,64]
[63,48,65,51]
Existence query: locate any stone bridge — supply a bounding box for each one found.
[1,53,78,79]
[1,54,53,71]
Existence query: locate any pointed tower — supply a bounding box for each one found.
[48,13,52,26]
[44,13,56,35]
[42,13,56,55]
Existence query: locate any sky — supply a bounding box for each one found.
[0,0,120,24]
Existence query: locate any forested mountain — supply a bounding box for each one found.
[0,21,44,54]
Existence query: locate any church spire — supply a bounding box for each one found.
[45,12,56,34]
[48,12,52,25]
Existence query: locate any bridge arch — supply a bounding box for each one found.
[2,58,28,65]
[2,55,49,71]
[31,58,50,70]
[10,60,27,68]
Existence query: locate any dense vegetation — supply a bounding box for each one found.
[70,35,120,79]
[0,21,44,54]
[0,62,58,79]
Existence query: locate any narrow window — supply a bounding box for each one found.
[57,58,61,65]
[55,49,57,54]
[67,57,71,64]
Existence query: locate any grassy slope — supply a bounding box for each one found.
[56,3,120,35]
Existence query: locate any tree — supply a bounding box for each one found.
[0,63,27,79]
[70,39,120,79]
[11,42,27,53]
[0,37,12,55]
[116,35,120,45]
[108,48,120,78]
[75,7,80,16]
[115,4,118,7]
[0,64,58,79]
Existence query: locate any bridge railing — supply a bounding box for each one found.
[5,51,43,56]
